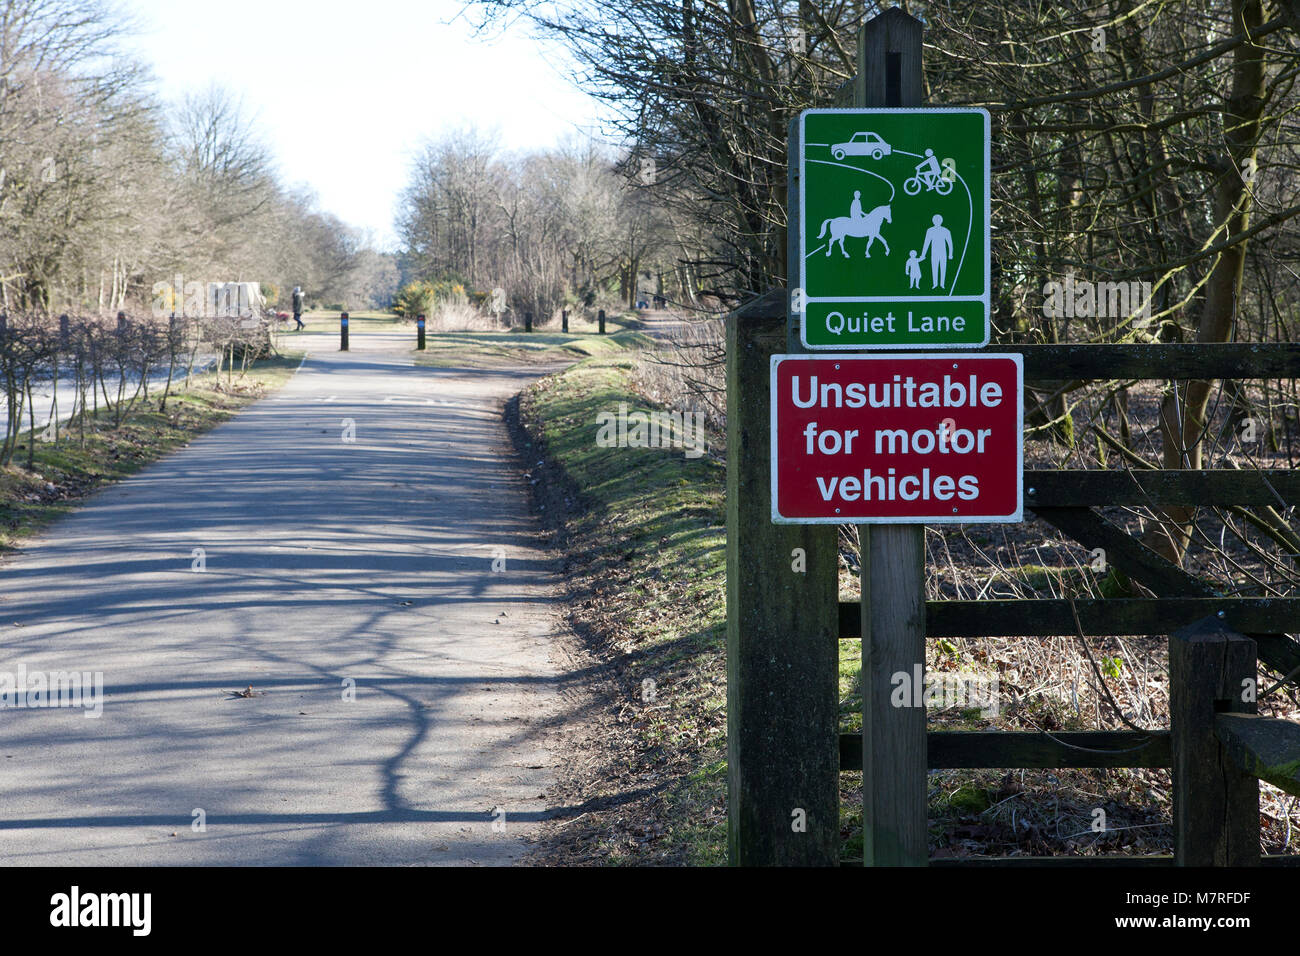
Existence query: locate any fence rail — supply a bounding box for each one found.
[838,730,1172,771]
[974,342,1300,381]
[1027,470,1300,506]
[837,598,1300,638]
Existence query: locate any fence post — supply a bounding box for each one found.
[854,7,930,868]
[562,309,569,333]
[417,313,426,350]
[1170,615,1260,866]
[340,312,349,351]
[525,310,533,333]
[598,309,606,334]
[727,290,841,865]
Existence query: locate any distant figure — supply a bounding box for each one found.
[291,286,305,330]
[905,250,922,289]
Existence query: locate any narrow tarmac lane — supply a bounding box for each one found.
[0,325,563,865]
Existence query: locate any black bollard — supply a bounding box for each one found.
[525,311,532,333]
[340,312,349,351]
[598,309,606,335]
[417,313,426,350]
[562,309,569,333]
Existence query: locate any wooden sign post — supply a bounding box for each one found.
[727,7,943,868]
[856,10,930,867]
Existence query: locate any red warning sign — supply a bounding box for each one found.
[771,354,1023,523]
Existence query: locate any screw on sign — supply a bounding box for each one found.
[770,353,1023,523]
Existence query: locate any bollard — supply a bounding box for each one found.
[525,311,533,333]
[562,309,569,333]
[417,313,426,350]
[598,309,606,334]
[59,314,71,351]
[340,311,349,351]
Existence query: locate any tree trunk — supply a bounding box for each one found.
[1145,0,1266,563]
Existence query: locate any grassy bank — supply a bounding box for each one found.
[299,309,402,332]
[517,355,729,864]
[0,353,302,552]
[416,327,648,367]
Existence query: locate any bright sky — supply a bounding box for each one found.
[120,0,607,251]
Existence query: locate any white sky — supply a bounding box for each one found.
[120,0,608,251]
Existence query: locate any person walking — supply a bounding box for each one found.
[291,286,306,330]
[919,215,953,289]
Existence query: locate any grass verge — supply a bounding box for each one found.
[300,310,402,331]
[417,327,649,367]
[0,353,302,552]
[514,354,728,864]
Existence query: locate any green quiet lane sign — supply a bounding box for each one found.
[795,108,990,349]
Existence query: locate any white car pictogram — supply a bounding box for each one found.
[831,132,892,161]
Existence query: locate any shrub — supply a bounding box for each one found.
[393,279,467,318]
